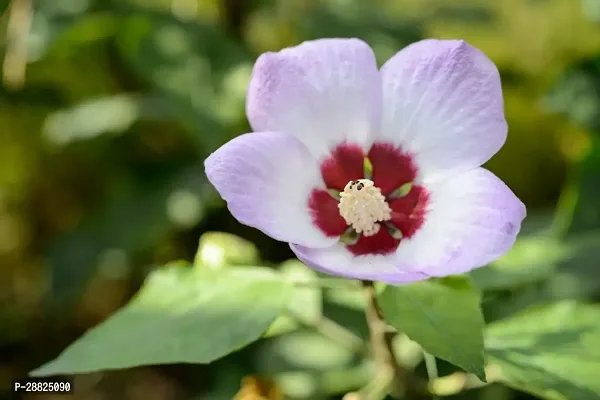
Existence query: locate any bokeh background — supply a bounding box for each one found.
[1,0,600,399]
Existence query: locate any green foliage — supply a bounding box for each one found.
[264,260,323,337]
[545,54,600,237]
[469,236,562,291]
[115,11,251,149]
[3,0,600,399]
[486,301,600,400]
[31,262,293,376]
[378,276,486,381]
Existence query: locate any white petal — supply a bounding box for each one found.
[205,132,337,248]
[380,39,507,183]
[247,39,381,160]
[291,243,430,284]
[395,168,526,276]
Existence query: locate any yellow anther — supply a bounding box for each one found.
[338,179,391,237]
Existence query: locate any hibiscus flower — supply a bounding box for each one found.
[205,38,526,284]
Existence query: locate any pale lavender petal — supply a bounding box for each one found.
[247,38,381,161]
[395,168,526,276]
[380,39,507,183]
[290,243,430,284]
[204,132,338,248]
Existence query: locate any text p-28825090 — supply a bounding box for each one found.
[13,378,73,394]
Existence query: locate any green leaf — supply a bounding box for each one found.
[264,260,322,337]
[378,276,486,381]
[486,301,600,400]
[31,262,292,376]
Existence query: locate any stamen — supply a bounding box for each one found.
[338,179,392,237]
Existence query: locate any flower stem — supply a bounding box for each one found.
[361,280,428,399]
[352,366,394,400]
[297,313,366,354]
[423,352,439,400]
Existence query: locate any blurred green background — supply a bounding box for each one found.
[2,0,600,399]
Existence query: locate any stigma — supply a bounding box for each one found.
[338,179,392,237]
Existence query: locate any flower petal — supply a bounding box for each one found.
[308,189,348,237]
[380,39,507,182]
[320,143,365,191]
[247,38,381,160]
[290,243,430,284]
[205,132,338,248]
[395,168,526,276]
[368,142,417,196]
[388,184,429,238]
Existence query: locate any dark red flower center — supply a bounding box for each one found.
[308,142,429,256]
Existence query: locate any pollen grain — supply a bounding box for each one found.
[338,179,391,237]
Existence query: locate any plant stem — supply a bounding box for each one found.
[357,366,394,400]
[423,352,439,400]
[308,315,366,354]
[361,280,428,399]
